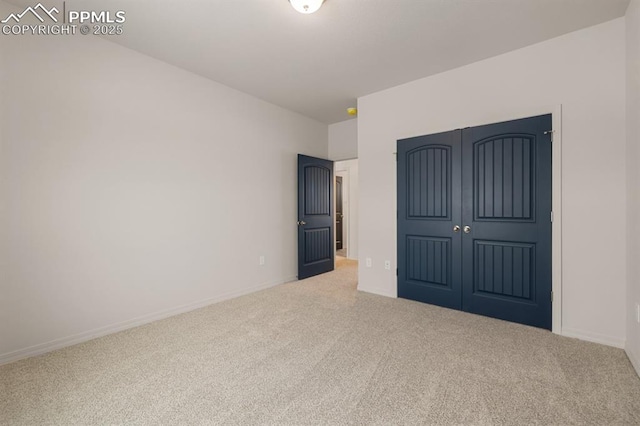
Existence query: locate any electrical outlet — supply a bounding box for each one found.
[384,260,391,270]
[259,256,265,266]
[366,258,372,268]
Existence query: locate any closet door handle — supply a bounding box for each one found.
[453,225,461,233]
[463,226,471,234]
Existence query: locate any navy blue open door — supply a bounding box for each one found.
[298,154,334,280]
[398,115,552,330]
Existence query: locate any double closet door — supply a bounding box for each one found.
[397,115,552,329]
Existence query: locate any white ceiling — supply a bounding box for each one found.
[11,0,631,123]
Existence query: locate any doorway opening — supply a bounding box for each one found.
[334,159,359,266]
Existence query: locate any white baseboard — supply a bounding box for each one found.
[357,285,397,298]
[626,346,640,378]
[0,276,296,366]
[561,327,626,349]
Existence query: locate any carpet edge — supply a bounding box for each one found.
[561,326,626,349]
[626,346,640,378]
[0,275,297,366]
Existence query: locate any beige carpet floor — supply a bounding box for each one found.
[1,258,640,425]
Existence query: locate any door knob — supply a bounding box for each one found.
[453,225,461,233]
[297,221,306,226]
[463,226,471,234]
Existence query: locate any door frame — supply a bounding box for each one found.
[395,104,563,334]
[335,171,349,258]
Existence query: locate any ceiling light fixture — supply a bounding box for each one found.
[289,0,324,14]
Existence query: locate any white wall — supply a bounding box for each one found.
[0,0,327,363]
[0,7,6,361]
[626,0,640,374]
[328,119,357,161]
[358,19,627,347]
[335,159,359,259]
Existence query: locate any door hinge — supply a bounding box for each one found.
[396,268,398,276]
[550,211,554,223]
[551,291,554,302]
[544,130,554,142]
[394,152,398,161]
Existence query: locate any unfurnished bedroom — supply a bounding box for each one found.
[1,0,640,424]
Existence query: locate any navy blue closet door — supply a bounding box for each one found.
[397,130,463,309]
[461,115,552,329]
[397,115,552,330]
